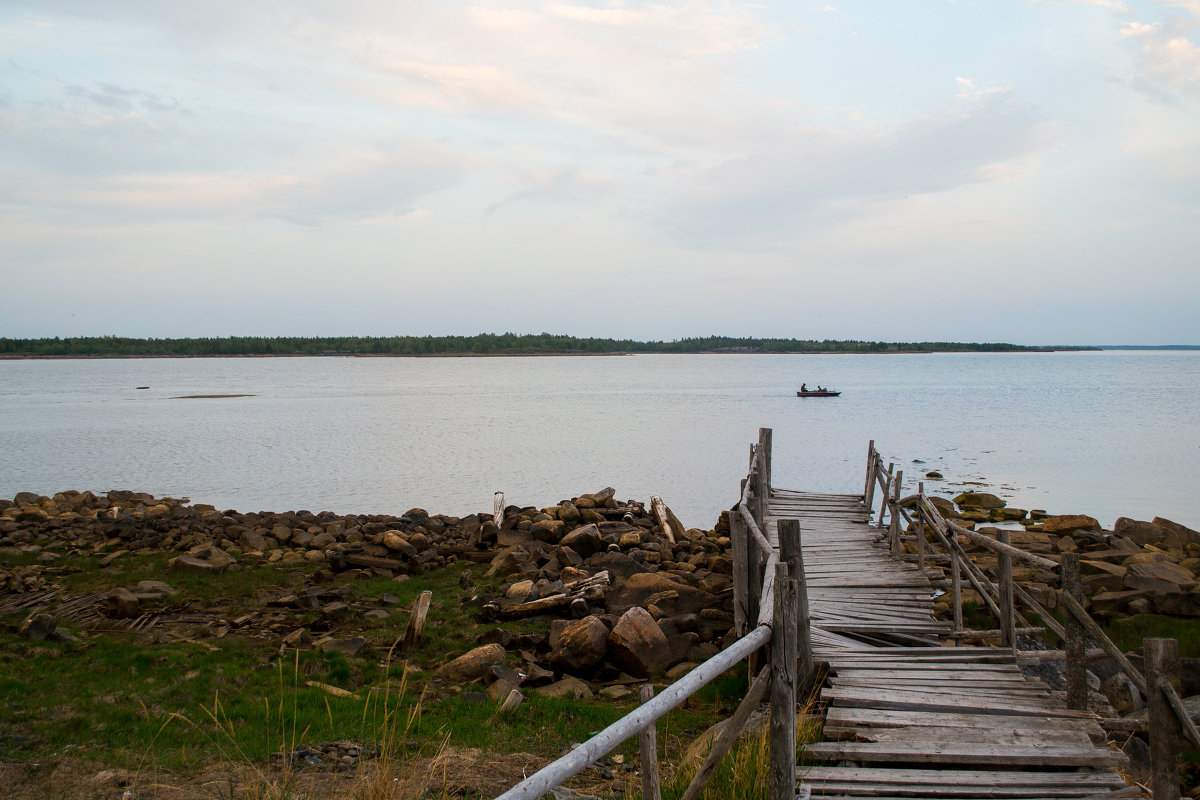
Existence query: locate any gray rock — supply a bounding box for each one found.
[549,615,609,672]
[438,643,506,683]
[1100,672,1144,715]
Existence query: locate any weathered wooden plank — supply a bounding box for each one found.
[805,740,1127,768]
[801,767,1129,788]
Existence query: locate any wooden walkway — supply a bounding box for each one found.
[765,488,1131,800]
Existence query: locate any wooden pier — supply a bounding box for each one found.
[496,430,1196,800]
[766,488,1130,799]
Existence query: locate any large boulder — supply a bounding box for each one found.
[1042,514,1101,533]
[438,643,506,683]
[1153,517,1200,549]
[606,573,717,617]
[549,615,609,672]
[560,524,604,557]
[607,607,672,677]
[954,492,1005,510]
[1124,560,1195,593]
[1114,518,1168,547]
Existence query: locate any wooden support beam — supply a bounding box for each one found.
[679,666,772,800]
[1146,637,1182,800]
[638,684,661,800]
[769,561,797,800]
[1061,592,1148,695]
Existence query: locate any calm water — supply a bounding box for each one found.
[1,352,1197,530]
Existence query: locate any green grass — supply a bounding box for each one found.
[0,552,742,788]
[1102,614,1200,658]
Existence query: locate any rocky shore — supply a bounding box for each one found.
[1,487,735,699]
[4,485,1200,793]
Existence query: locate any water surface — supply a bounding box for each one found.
[1,352,1196,529]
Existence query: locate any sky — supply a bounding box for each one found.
[2,1,1198,345]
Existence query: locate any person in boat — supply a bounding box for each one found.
[800,383,807,392]
[816,386,824,392]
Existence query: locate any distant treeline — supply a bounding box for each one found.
[0,334,1080,358]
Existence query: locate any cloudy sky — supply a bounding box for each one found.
[2,1,1198,345]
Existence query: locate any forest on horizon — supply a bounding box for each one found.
[0,334,1080,357]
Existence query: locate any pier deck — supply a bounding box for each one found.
[766,488,1130,800]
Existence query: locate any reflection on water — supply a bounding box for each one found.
[0,352,1197,529]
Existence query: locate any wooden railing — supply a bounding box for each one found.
[871,444,1198,800]
[493,428,810,800]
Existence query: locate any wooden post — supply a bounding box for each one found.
[493,492,505,528]
[638,684,662,800]
[779,520,812,684]
[650,495,677,544]
[1146,637,1182,800]
[998,530,1016,650]
[889,469,903,553]
[769,561,797,800]
[1061,553,1087,710]
[402,590,433,651]
[951,527,963,636]
[863,440,875,504]
[759,428,773,500]
[731,505,749,637]
[878,463,894,529]
[917,482,926,572]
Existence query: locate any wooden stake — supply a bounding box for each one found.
[493,492,505,528]
[402,590,433,651]
[769,561,797,800]
[1146,637,1182,800]
[638,684,661,800]
[498,688,524,715]
[650,495,677,544]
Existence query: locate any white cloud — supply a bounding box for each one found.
[1121,19,1200,97]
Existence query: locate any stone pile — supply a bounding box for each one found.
[432,490,737,698]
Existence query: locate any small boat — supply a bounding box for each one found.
[797,389,840,397]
